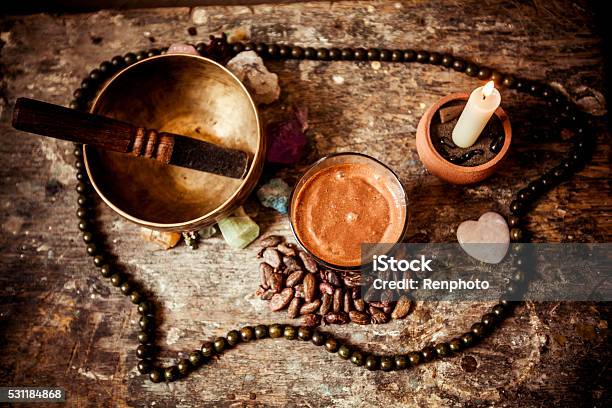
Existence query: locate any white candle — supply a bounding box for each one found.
[451,81,501,148]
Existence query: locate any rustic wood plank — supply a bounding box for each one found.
[0,1,609,407]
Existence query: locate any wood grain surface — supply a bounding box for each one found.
[0,1,610,407]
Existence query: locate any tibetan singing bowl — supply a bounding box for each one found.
[83,54,264,231]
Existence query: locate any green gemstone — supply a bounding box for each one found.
[217,207,260,249]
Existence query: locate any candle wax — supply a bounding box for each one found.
[451,83,501,148]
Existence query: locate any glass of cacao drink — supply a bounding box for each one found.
[289,153,408,270]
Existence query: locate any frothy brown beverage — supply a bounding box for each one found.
[291,162,406,268]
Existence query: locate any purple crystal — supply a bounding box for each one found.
[266,106,308,165]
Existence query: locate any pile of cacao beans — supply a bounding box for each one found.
[256,235,413,327]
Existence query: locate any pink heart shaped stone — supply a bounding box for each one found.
[457,212,509,264]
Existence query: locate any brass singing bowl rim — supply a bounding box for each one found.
[83,53,264,231]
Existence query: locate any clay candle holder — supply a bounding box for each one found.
[416,93,512,185]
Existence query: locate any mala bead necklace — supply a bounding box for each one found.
[70,34,594,383]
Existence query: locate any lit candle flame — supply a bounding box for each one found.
[482,81,495,99]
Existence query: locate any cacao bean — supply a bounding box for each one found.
[369,305,382,314]
[283,256,302,271]
[332,288,343,312]
[343,271,362,287]
[324,312,349,325]
[260,289,274,300]
[285,270,305,287]
[277,243,297,257]
[364,286,377,303]
[391,296,413,319]
[327,270,341,286]
[259,235,284,248]
[294,284,304,298]
[343,290,353,313]
[303,273,318,302]
[354,298,366,312]
[383,306,393,314]
[371,309,390,324]
[300,299,321,315]
[299,251,318,273]
[260,262,273,289]
[268,273,284,293]
[287,297,302,318]
[349,310,370,325]
[319,282,334,296]
[319,270,327,282]
[270,288,293,311]
[262,248,282,268]
[381,289,394,304]
[301,314,321,327]
[320,293,332,315]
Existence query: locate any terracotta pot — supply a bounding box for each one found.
[416,93,512,185]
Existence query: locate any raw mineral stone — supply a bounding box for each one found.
[265,106,308,165]
[218,207,260,249]
[191,7,208,25]
[226,51,280,105]
[140,228,181,250]
[167,43,199,56]
[197,225,217,239]
[256,178,292,214]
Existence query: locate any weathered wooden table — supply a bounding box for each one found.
[0,1,610,407]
